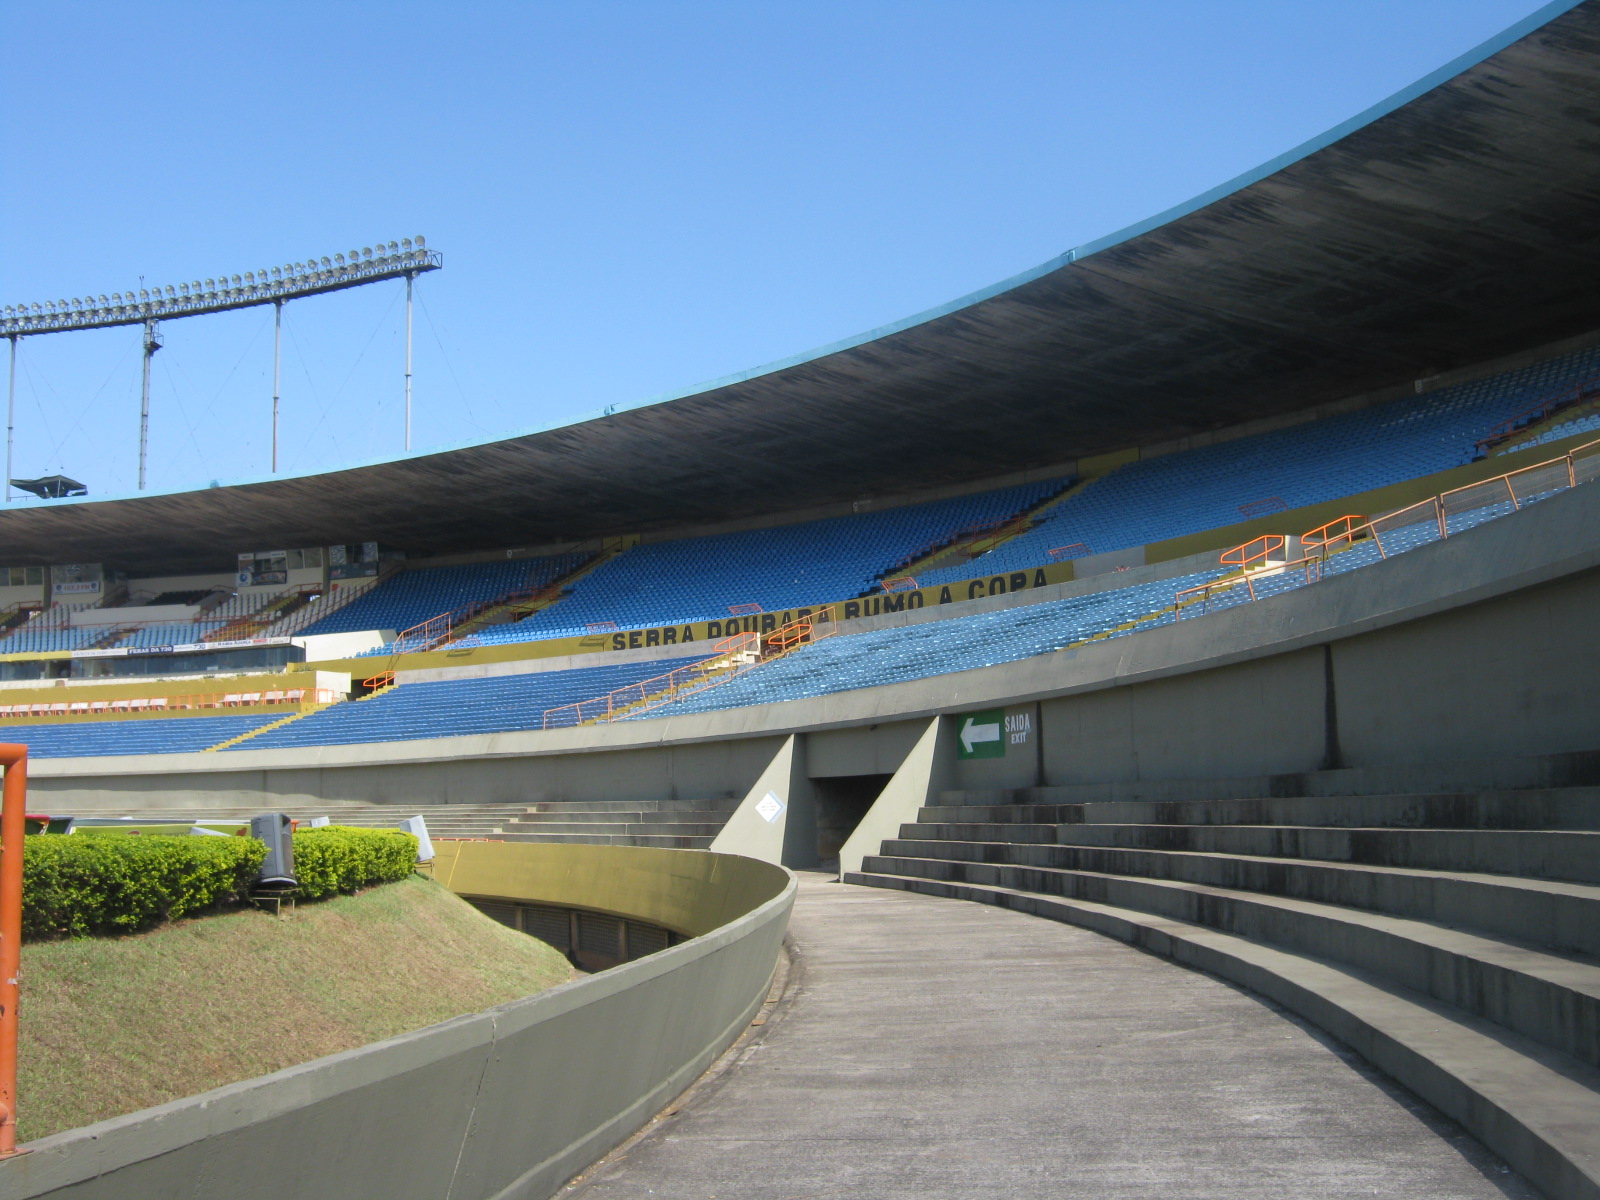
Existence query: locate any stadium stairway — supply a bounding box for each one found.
[80,797,744,849]
[78,801,526,840]
[493,797,742,849]
[846,782,1600,1200]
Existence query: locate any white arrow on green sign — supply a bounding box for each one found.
[957,710,1005,759]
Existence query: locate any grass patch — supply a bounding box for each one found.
[18,874,573,1142]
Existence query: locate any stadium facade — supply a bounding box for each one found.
[4,3,1600,1198]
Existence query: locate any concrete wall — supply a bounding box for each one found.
[2,844,794,1200]
[33,735,786,813]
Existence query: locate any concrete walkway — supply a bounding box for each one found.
[568,873,1535,1199]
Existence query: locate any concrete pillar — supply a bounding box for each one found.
[709,734,818,867]
[838,715,953,878]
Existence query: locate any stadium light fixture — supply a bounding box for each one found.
[0,239,441,492]
[0,241,440,337]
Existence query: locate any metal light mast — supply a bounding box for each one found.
[4,337,16,504]
[0,238,441,495]
[138,320,161,490]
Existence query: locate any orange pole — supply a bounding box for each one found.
[0,744,25,1156]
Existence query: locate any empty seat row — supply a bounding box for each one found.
[470,477,1067,646]
[916,342,1600,586]
[4,713,285,759]
[298,553,588,639]
[223,654,714,751]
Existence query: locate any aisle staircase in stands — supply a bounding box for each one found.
[876,477,1089,583]
[447,542,630,643]
[846,774,1600,1200]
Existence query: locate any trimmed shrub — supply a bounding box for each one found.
[23,834,266,940]
[291,827,418,901]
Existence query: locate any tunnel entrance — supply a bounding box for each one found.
[811,773,893,869]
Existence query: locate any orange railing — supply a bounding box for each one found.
[1176,436,1600,617]
[0,688,337,720]
[542,631,758,728]
[1218,534,1285,570]
[1475,369,1600,455]
[1047,543,1089,562]
[390,612,453,655]
[962,512,1034,560]
[542,610,839,729]
[1300,514,1367,555]
[727,603,764,616]
[763,610,833,653]
[880,576,918,593]
[878,511,1036,577]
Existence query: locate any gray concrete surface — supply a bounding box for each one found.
[0,846,792,1200]
[569,874,1535,1200]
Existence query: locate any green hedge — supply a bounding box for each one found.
[23,835,266,940]
[291,827,418,900]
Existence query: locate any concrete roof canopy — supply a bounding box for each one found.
[5,0,1600,574]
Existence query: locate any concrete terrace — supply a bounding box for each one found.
[570,873,1534,1199]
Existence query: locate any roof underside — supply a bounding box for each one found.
[9,1,1600,574]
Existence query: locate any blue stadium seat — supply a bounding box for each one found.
[915,344,1600,586]
[299,553,587,640]
[5,713,284,759]
[472,478,1066,645]
[225,654,713,750]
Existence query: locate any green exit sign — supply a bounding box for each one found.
[956,710,1005,759]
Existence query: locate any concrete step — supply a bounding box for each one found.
[493,832,714,849]
[845,869,1600,1200]
[498,821,727,838]
[861,851,1600,1069]
[523,798,739,814]
[1047,824,1600,885]
[502,809,731,825]
[903,822,1061,844]
[874,838,1600,957]
[922,788,1600,830]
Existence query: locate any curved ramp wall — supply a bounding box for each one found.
[0,845,793,1200]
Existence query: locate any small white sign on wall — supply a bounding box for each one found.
[755,791,786,824]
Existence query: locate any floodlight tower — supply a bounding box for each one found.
[0,238,441,494]
[138,320,161,491]
[4,336,16,504]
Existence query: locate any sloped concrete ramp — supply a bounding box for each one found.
[570,873,1534,1199]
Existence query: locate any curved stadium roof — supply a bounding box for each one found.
[6,0,1600,574]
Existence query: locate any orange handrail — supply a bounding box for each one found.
[1179,435,1600,615]
[1047,543,1089,562]
[763,615,815,653]
[727,603,764,616]
[1475,369,1600,454]
[880,576,918,593]
[541,612,838,729]
[1218,534,1285,569]
[1300,514,1366,553]
[391,612,452,654]
[963,512,1033,559]
[0,744,27,1156]
[877,511,1035,576]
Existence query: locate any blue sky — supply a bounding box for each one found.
[0,0,1560,502]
